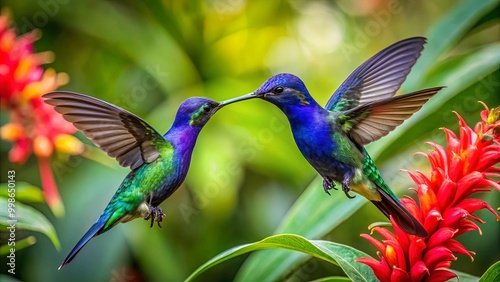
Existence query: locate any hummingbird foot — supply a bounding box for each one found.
[341,178,356,199]
[145,206,166,228]
[322,177,337,195]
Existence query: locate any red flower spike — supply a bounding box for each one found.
[0,12,82,217]
[359,106,499,281]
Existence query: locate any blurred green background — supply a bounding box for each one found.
[1,0,499,281]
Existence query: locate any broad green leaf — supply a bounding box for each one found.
[0,182,44,203]
[479,261,500,282]
[451,269,480,282]
[0,198,60,250]
[0,236,36,255]
[185,234,376,282]
[311,277,352,282]
[0,274,22,282]
[236,178,366,282]
[405,0,499,90]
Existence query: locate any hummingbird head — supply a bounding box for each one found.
[220,73,315,111]
[176,97,221,128]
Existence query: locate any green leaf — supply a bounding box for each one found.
[451,269,480,282]
[236,177,367,281]
[185,234,376,282]
[0,198,60,250]
[0,182,44,203]
[479,261,500,282]
[405,0,500,90]
[0,236,36,255]
[311,277,352,282]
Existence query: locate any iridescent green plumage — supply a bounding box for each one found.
[222,37,445,237]
[44,92,222,269]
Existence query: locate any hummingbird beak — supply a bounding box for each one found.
[219,92,258,107]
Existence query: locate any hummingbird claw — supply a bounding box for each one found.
[323,177,337,195]
[145,206,166,228]
[341,180,356,199]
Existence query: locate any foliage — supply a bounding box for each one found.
[1,0,498,281]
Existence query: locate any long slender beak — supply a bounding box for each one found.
[219,92,257,107]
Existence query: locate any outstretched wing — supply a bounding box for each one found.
[44,91,166,170]
[337,87,444,145]
[326,37,427,112]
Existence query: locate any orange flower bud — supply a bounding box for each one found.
[384,245,398,267]
[33,135,53,157]
[0,123,24,141]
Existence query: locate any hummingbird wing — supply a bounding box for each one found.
[337,87,444,145]
[44,91,165,170]
[325,37,427,112]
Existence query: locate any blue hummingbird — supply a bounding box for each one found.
[221,37,445,237]
[44,92,223,268]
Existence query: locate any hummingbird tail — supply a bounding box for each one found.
[371,188,428,237]
[58,215,109,270]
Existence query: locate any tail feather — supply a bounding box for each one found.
[372,187,428,237]
[58,216,108,270]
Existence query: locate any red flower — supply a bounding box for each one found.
[358,104,500,281]
[0,10,84,216]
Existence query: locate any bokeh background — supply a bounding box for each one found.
[1,0,499,281]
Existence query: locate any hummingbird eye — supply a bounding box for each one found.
[202,104,211,113]
[273,86,284,94]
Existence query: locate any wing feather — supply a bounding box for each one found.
[338,87,444,145]
[325,37,427,111]
[43,91,165,170]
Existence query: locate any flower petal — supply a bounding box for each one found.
[427,227,456,249]
[423,246,456,270]
[357,257,391,282]
[390,266,410,282]
[444,239,475,261]
[436,179,456,211]
[409,261,429,282]
[423,209,442,234]
[408,238,426,267]
[426,268,457,282]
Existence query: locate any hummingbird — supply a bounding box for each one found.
[44,92,224,269]
[221,37,444,237]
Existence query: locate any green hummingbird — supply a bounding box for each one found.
[44,92,223,269]
[221,37,445,237]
